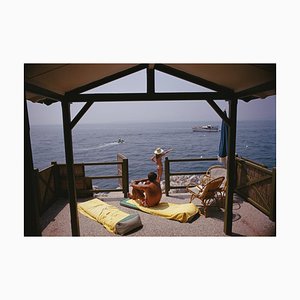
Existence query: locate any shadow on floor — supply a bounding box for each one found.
[40,198,69,231]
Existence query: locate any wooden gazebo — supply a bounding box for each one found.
[24,63,276,236]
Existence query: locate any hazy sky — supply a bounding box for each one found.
[27,68,276,125]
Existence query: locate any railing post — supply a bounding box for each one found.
[270,167,276,222]
[122,158,129,198]
[165,157,170,196]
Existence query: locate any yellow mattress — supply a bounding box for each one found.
[78,198,142,235]
[120,198,199,223]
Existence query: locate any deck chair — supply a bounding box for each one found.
[201,165,226,185]
[200,165,227,207]
[186,176,225,217]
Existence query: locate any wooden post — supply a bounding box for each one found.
[61,101,80,236]
[224,98,238,235]
[270,167,276,222]
[165,157,170,196]
[122,158,129,198]
[24,98,41,236]
[147,66,155,94]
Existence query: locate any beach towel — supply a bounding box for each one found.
[120,198,199,223]
[78,198,142,235]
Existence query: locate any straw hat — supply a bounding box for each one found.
[154,147,164,155]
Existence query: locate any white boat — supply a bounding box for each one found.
[192,125,219,132]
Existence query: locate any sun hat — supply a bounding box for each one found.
[154,147,164,155]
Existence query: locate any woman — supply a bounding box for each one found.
[151,147,173,182]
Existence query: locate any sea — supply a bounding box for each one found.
[29,120,276,190]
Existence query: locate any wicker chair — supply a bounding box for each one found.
[200,165,227,207]
[187,176,225,217]
[201,165,226,184]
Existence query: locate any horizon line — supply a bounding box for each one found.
[30,118,276,126]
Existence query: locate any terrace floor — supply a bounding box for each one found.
[40,190,276,237]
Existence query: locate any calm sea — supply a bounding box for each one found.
[29,120,276,189]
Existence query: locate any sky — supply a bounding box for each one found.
[27,69,276,125]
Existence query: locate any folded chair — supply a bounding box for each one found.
[186,176,225,217]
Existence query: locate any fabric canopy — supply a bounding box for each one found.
[25,63,276,104]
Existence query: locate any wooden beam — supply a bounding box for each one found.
[61,101,80,236]
[155,64,234,95]
[224,98,238,236]
[147,67,155,94]
[71,101,94,129]
[206,100,231,125]
[66,64,149,95]
[64,92,229,102]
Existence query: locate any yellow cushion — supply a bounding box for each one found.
[78,198,129,234]
[124,199,199,223]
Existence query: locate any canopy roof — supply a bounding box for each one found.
[24,63,276,104]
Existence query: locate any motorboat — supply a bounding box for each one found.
[192,125,219,132]
[117,138,125,143]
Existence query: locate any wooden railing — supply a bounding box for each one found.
[35,154,129,214]
[235,156,276,221]
[164,155,276,222]
[78,154,129,195]
[35,153,275,222]
[164,157,219,196]
[34,164,57,215]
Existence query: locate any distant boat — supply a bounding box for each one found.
[192,125,219,132]
[117,138,125,143]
